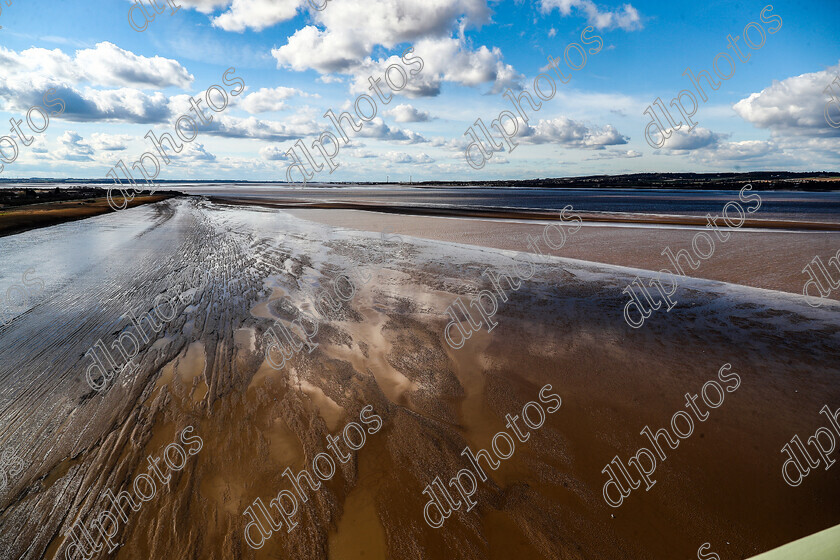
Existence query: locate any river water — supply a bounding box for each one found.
[169,184,840,223]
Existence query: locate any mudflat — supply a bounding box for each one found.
[0,198,837,559]
[284,207,840,301]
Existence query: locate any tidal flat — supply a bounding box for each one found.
[0,193,837,559]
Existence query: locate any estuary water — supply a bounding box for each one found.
[171,184,840,223]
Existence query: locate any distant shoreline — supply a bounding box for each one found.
[3,176,840,238]
[0,171,839,191]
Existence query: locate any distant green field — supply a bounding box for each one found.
[748,524,840,560]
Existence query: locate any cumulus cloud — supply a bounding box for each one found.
[780,135,840,160]
[0,43,193,91]
[240,86,312,113]
[58,87,173,123]
[259,146,289,161]
[429,136,469,151]
[176,0,230,13]
[660,126,724,151]
[314,0,490,51]
[519,116,629,148]
[89,133,133,151]
[75,42,194,89]
[652,128,819,167]
[174,142,217,163]
[191,0,492,43]
[733,61,840,138]
[416,34,521,95]
[317,75,344,84]
[342,145,378,159]
[0,42,197,124]
[201,114,321,141]
[384,104,432,122]
[540,0,642,31]
[270,0,518,95]
[342,35,520,98]
[0,46,76,84]
[665,134,840,169]
[245,115,426,164]
[0,82,170,124]
[676,139,801,169]
[345,117,427,143]
[212,0,305,32]
[272,26,374,74]
[698,140,775,160]
[55,131,94,162]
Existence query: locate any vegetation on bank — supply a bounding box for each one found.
[0,190,178,237]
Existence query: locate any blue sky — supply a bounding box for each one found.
[0,0,838,182]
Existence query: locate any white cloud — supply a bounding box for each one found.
[0,43,193,91]
[350,117,428,143]
[519,116,629,148]
[271,25,371,74]
[201,114,322,141]
[733,61,840,138]
[585,149,642,159]
[382,151,434,164]
[0,42,195,124]
[270,0,517,95]
[63,88,173,123]
[660,127,724,151]
[240,86,312,113]
[317,75,344,84]
[342,145,378,158]
[540,0,642,31]
[259,146,289,161]
[384,103,432,122]
[55,131,94,162]
[313,0,490,51]
[699,140,775,161]
[429,136,469,151]
[74,42,194,89]
[344,35,521,98]
[677,139,800,169]
[416,34,521,95]
[669,135,840,169]
[174,0,230,14]
[212,0,304,32]
[89,133,133,151]
[173,142,217,163]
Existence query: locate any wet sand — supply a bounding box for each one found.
[0,198,837,560]
[285,207,840,302]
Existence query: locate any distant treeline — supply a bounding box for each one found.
[0,187,178,209]
[0,187,103,208]
[407,172,840,191]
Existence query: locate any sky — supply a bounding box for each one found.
[0,0,838,182]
